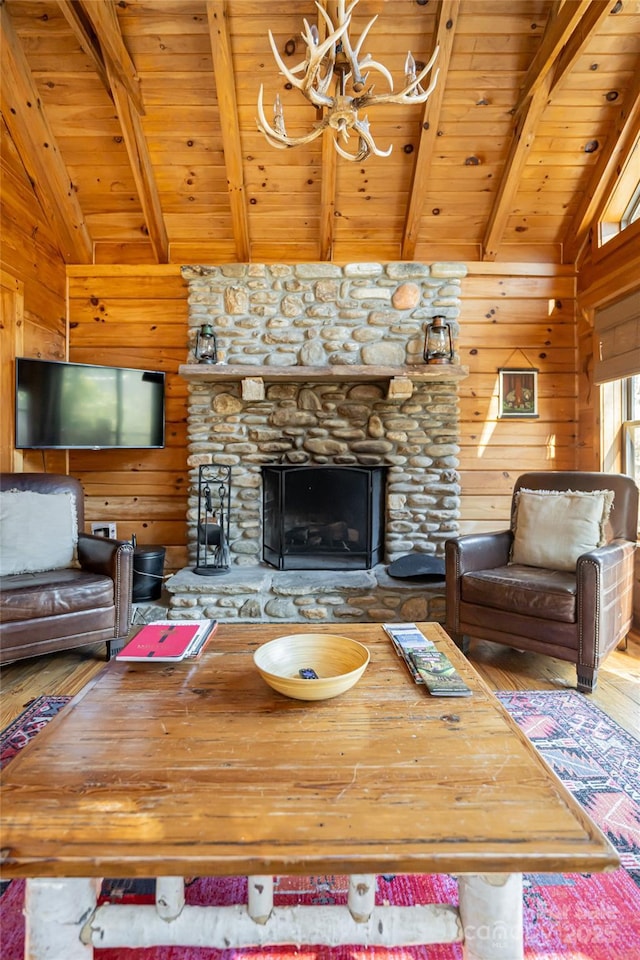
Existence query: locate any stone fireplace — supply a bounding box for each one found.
[262,464,386,570]
[166,261,468,625]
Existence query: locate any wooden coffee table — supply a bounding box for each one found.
[0,622,618,959]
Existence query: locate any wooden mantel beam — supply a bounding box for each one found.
[402,0,459,261]
[207,2,251,263]
[0,3,93,264]
[79,0,169,262]
[178,363,470,384]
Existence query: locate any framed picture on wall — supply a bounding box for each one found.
[498,368,539,418]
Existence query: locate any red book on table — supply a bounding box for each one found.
[116,621,215,661]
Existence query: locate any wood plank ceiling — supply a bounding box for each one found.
[2,0,639,267]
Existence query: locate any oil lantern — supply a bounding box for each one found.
[423,316,453,365]
[195,323,218,364]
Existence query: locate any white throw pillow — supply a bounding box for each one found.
[0,490,78,576]
[510,488,614,572]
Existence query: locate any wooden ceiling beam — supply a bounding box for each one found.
[76,0,168,262]
[482,76,553,262]
[402,0,459,261]
[317,0,336,262]
[514,0,593,113]
[79,0,144,116]
[0,3,93,264]
[207,2,251,263]
[550,1,614,94]
[483,2,613,262]
[106,65,169,264]
[319,128,337,262]
[564,63,640,265]
[57,0,113,102]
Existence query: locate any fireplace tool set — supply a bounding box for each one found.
[194,464,231,576]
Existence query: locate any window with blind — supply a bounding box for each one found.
[594,291,640,385]
[622,376,640,485]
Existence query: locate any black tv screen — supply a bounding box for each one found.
[15,358,165,449]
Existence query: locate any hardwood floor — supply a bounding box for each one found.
[2,626,639,739]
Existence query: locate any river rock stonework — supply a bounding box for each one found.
[182,262,463,368]
[168,262,466,624]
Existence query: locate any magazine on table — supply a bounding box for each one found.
[116,620,218,661]
[382,622,435,681]
[408,649,472,697]
[382,622,472,696]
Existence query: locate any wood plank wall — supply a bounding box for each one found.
[66,267,189,570]
[456,263,578,535]
[65,262,578,571]
[0,118,68,476]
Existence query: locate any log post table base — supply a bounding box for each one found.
[2,623,617,960]
[25,872,522,959]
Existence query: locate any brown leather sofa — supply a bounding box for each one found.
[445,471,638,693]
[0,473,134,663]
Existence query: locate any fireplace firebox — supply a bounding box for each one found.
[262,465,386,571]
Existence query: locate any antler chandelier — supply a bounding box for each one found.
[257,0,439,162]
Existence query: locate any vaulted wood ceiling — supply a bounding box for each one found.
[2,0,639,267]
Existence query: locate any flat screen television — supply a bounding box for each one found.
[15,358,165,449]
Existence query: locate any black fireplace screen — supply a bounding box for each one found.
[262,465,386,571]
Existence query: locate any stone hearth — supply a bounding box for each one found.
[166,565,446,625]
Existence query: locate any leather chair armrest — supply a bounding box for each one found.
[78,533,134,580]
[445,531,513,645]
[576,538,636,670]
[578,537,636,568]
[446,530,513,576]
[77,535,134,638]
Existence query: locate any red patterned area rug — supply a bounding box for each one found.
[1,691,639,959]
[0,694,71,770]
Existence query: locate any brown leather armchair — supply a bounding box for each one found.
[0,473,133,663]
[445,471,638,693]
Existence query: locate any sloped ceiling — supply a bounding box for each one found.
[2,0,639,267]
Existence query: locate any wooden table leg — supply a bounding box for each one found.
[457,873,523,960]
[25,877,99,959]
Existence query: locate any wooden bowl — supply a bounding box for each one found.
[253,633,370,701]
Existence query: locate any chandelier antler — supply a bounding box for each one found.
[256,0,439,162]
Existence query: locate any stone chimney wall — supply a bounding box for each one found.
[182,261,464,368]
[181,262,466,569]
[168,262,467,625]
